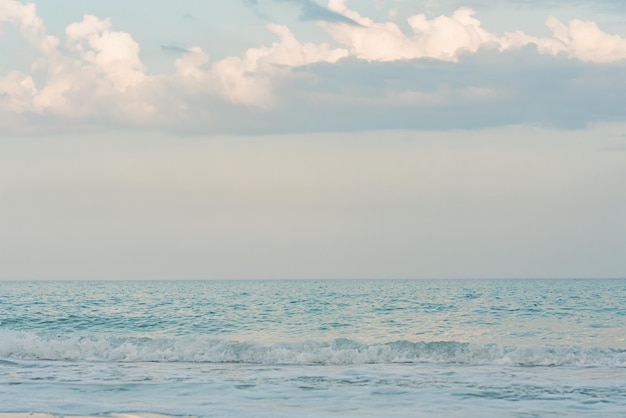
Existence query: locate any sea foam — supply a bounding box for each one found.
[0,330,624,367]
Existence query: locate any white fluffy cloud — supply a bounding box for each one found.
[0,71,36,112]
[65,14,146,92]
[208,23,348,106]
[173,23,348,107]
[0,2,156,119]
[175,47,209,80]
[1,0,626,130]
[0,0,348,120]
[323,4,497,62]
[504,17,626,63]
[323,1,626,63]
[0,0,57,52]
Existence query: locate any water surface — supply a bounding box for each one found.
[1,279,624,417]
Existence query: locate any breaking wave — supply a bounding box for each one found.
[0,330,624,367]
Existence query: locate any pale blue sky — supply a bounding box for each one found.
[0,0,625,279]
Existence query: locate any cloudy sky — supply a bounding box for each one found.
[1,0,625,279]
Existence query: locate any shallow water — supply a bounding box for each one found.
[0,279,625,417]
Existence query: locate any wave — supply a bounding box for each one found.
[0,330,624,367]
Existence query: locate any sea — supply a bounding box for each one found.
[0,279,624,417]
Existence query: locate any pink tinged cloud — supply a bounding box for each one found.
[65,15,146,92]
[208,24,348,106]
[2,0,626,121]
[324,1,626,64]
[502,17,626,63]
[0,0,57,52]
[176,23,348,106]
[543,17,626,63]
[175,47,209,80]
[0,71,36,112]
[323,5,496,62]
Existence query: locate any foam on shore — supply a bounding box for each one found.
[1,330,625,367]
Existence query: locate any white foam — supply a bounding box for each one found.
[0,330,624,367]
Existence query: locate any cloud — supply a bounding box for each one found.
[175,47,210,80]
[254,52,626,132]
[0,1,153,119]
[23,14,156,121]
[211,23,348,105]
[504,17,626,63]
[1,1,347,124]
[0,0,57,52]
[321,6,498,62]
[387,85,503,106]
[65,14,146,92]
[1,0,626,134]
[175,23,348,106]
[0,70,36,112]
[321,2,626,63]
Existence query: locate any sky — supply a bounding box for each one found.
[0,0,625,279]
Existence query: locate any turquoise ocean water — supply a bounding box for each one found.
[0,279,625,417]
